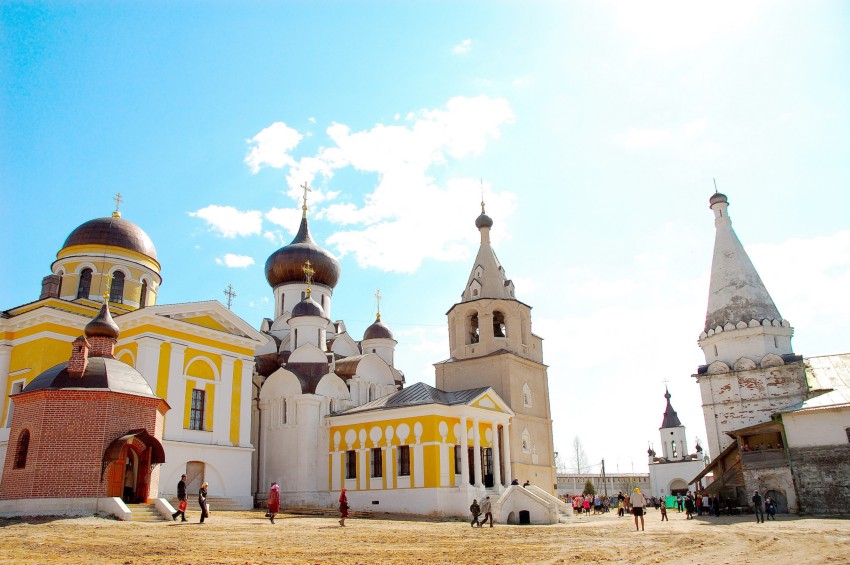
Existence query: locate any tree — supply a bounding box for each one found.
[583,479,596,496]
[570,436,589,474]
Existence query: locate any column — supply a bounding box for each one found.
[0,344,12,427]
[214,355,235,444]
[472,418,483,488]
[491,422,502,492]
[164,343,187,439]
[502,421,512,486]
[460,416,469,487]
[134,337,162,392]
[239,360,254,446]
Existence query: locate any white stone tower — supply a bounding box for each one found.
[694,192,808,458]
[659,389,687,460]
[435,202,556,493]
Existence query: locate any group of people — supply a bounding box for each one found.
[751,490,778,523]
[469,496,494,527]
[170,474,210,523]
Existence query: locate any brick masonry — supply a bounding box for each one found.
[0,388,166,501]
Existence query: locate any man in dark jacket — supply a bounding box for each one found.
[172,474,188,522]
[469,499,481,527]
[752,490,764,523]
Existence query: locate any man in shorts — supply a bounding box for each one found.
[630,487,647,531]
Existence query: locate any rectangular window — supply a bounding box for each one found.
[189,389,205,430]
[454,445,462,474]
[397,445,410,476]
[371,448,383,478]
[345,450,357,479]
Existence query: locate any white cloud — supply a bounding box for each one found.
[244,121,304,173]
[215,254,255,268]
[614,118,708,150]
[265,207,303,236]
[189,205,262,238]
[453,39,472,55]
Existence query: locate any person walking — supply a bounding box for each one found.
[469,499,481,527]
[712,494,721,517]
[766,497,777,520]
[630,488,647,532]
[676,494,684,513]
[172,474,188,522]
[684,492,695,519]
[267,482,280,524]
[338,488,349,527]
[480,496,493,527]
[752,490,764,523]
[660,502,668,521]
[198,482,209,524]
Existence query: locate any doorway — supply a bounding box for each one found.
[186,461,205,495]
[764,489,788,513]
[482,448,493,488]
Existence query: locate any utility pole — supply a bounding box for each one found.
[601,458,608,498]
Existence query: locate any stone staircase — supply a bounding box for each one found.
[285,505,374,519]
[126,503,169,523]
[168,497,245,513]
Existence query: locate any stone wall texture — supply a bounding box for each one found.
[790,445,850,515]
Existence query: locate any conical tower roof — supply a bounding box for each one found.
[703,192,782,332]
[461,202,514,302]
[660,389,682,429]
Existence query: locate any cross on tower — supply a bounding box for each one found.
[223,284,237,309]
[112,193,124,218]
[480,178,486,214]
[374,289,382,319]
[302,260,315,296]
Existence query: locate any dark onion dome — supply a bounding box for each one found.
[62,216,158,261]
[363,315,394,340]
[475,212,493,229]
[709,192,728,206]
[85,302,120,339]
[22,357,155,397]
[291,296,326,318]
[265,215,340,289]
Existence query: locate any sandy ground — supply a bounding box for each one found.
[0,508,848,564]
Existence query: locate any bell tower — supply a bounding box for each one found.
[435,201,556,493]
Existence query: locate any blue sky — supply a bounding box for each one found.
[2,1,849,474]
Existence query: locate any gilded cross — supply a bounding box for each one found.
[303,260,315,296]
[113,193,124,217]
[102,273,113,303]
[375,289,382,319]
[223,284,237,309]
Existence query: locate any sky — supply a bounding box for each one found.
[2,1,849,474]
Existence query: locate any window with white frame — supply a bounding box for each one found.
[189,389,206,430]
[522,383,532,408]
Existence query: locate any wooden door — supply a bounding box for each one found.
[107,446,128,497]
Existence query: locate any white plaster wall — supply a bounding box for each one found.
[158,442,254,508]
[0,497,130,520]
[695,361,807,457]
[648,460,706,497]
[700,326,793,368]
[783,408,850,448]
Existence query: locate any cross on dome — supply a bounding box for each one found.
[375,289,382,320]
[112,193,124,218]
[302,260,315,296]
[300,181,311,217]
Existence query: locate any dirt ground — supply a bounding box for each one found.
[0,508,848,564]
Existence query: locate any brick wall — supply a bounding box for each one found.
[789,445,850,515]
[0,389,164,501]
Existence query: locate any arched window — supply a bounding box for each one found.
[14,429,30,469]
[369,383,377,402]
[671,440,678,459]
[521,428,531,454]
[522,383,532,408]
[329,398,336,414]
[139,280,148,308]
[493,310,507,338]
[467,312,479,345]
[281,398,287,425]
[110,271,125,303]
[76,268,92,299]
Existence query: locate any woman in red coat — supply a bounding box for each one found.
[339,488,349,527]
[267,482,281,524]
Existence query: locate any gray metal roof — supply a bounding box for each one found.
[339,382,490,415]
[22,357,157,398]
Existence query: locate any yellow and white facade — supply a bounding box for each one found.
[0,210,266,508]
